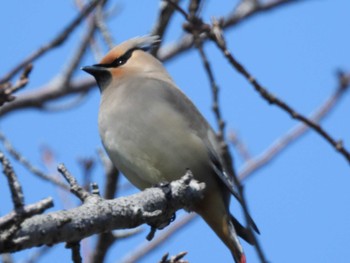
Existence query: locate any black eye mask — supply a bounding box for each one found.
[94,47,147,68]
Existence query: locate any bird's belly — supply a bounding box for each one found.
[99,109,212,190]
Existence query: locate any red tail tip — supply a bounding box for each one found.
[240,254,247,263]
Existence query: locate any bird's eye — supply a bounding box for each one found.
[110,48,139,68]
[112,57,127,67]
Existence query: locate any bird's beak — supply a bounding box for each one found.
[81,65,107,77]
[81,65,112,91]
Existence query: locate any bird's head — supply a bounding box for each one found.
[82,35,171,91]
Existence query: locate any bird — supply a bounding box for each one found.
[82,36,258,263]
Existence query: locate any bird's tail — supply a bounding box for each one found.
[199,209,247,263]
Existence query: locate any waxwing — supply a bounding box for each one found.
[82,36,258,263]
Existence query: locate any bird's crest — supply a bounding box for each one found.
[99,35,159,65]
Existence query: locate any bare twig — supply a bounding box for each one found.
[150,0,179,56]
[0,77,96,117]
[42,92,89,112]
[188,0,202,18]
[115,228,143,239]
[90,232,116,263]
[226,0,300,26]
[158,0,304,61]
[0,152,24,209]
[0,1,304,118]
[0,198,53,252]
[159,251,188,263]
[89,154,119,262]
[0,0,104,84]
[229,132,252,162]
[195,41,226,143]
[57,163,91,202]
[0,131,69,190]
[31,12,98,112]
[103,164,119,200]
[66,242,82,263]
[95,4,115,49]
[90,228,142,263]
[0,64,33,106]
[121,213,197,263]
[77,157,95,190]
[166,0,189,19]
[239,72,350,180]
[0,174,205,253]
[60,18,98,89]
[208,23,350,165]
[0,197,53,230]
[97,148,112,173]
[168,3,267,261]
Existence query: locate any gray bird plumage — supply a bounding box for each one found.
[82,36,258,263]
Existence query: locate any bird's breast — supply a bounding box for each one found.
[98,82,214,190]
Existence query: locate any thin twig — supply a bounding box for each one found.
[0,152,24,209]
[114,228,143,239]
[0,1,304,118]
[166,0,189,19]
[0,64,33,106]
[95,4,115,49]
[0,131,69,190]
[226,0,301,27]
[0,77,96,117]
[121,213,197,263]
[208,23,350,165]
[90,228,143,263]
[0,197,53,230]
[229,131,252,162]
[66,242,82,263]
[239,72,350,180]
[103,164,119,200]
[168,3,267,261]
[159,251,188,263]
[57,163,91,202]
[0,0,104,84]
[195,40,226,143]
[42,92,89,112]
[77,157,95,190]
[60,18,98,89]
[0,152,53,242]
[90,154,119,263]
[0,175,205,253]
[188,0,202,19]
[150,0,179,56]
[158,0,305,61]
[90,232,116,263]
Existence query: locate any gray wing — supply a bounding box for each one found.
[152,77,242,202]
[153,77,260,233]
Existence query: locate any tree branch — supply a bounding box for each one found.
[157,0,306,61]
[0,131,69,190]
[0,173,204,253]
[0,64,33,106]
[208,22,350,165]
[0,78,95,118]
[0,152,25,209]
[121,213,196,263]
[239,71,350,180]
[0,0,104,84]
[0,0,306,118]
[167,2,267,261]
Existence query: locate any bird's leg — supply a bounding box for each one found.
[145,181,177,241]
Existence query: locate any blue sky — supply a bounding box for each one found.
[1,1,350,262]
